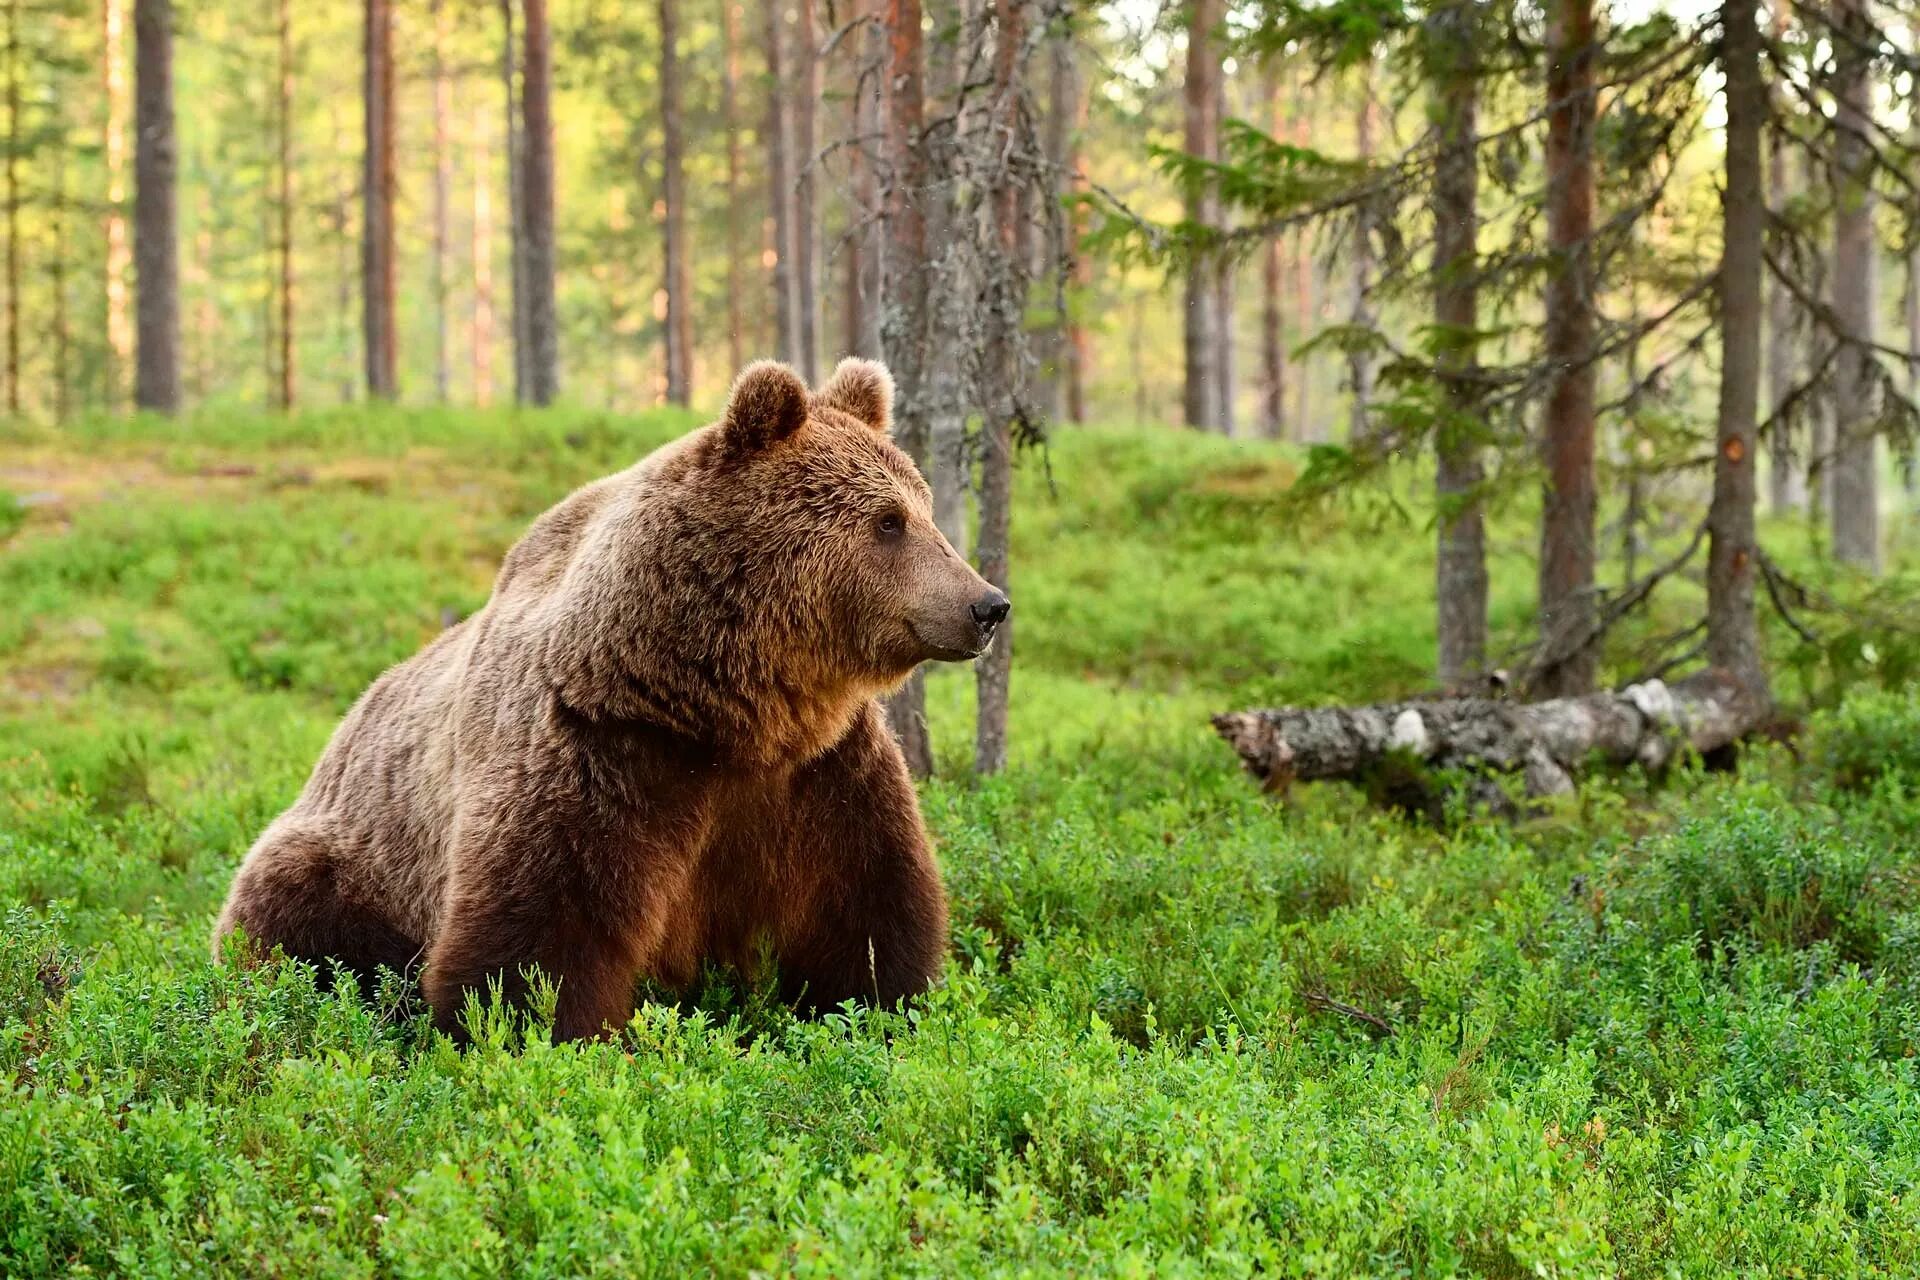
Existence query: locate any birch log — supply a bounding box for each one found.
[1214,668,1765,800]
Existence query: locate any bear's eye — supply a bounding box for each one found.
[875,512,905,541]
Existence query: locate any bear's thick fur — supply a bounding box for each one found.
[213,359,1007,1040]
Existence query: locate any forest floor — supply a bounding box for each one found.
[7,407,1920,1275]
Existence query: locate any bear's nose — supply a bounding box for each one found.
[971,591,1011,630]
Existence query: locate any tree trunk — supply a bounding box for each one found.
[1214,669,1767,804]
[1040,29,1072,420]
[1260,68,1287,439]
[1764,2,1802,511]
[430,0,451,404]
[6,0,20,419]
[764,0,797,367]
[880,0,934,777]
[362,0,397,399]
[974,0,1027,777]
[721,0,744,374]
[1212,55,1235,436]
[1534,0,1598,697]
[1829,0,1878,569]
[1909,14,1920,457]
[472,100,495,405]
[329,102,355,403]
[277,0,296,411]
[1348,57,1377,439]
[1291,68,1315,437]
[51,133,68,420]
[1707,0,1769,702]
[133,0,179,413]
[1181,0,1220,430]
[1061,33,1089,424]
[658,0,691,404]
[501,0,530,402]
[519,0,559,405]
[105,0,132,405]
[792,0,820,382]
[1430,1,1487,689]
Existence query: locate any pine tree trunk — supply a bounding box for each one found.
[329,103,355,403]
[764,0,797,367]
[659,0,691,404]
[1707,0,1769,702]
[133,0,179,413]
[1212,56,1235,436]
[1348,58,1377,439]
[472,100,495,405]
[1534,0,1598,697]
[50,138,68,419]
[720,0,744,374]
[501,0,531,403]
[1061,33,1089,424]
[1430,1,1486,689]
[1800,143,1832,518]
[362,0,397,399]
[1291,68,1315,438]
[1764,2,1802,512]
[880,0,933,777]
[519,0,560,405]
[6,0,21,419]
[792,0,819,383]
[1180,0,1219,430]
[1829,0,1878,570]
[430,0,451,404]
[1909,14,1920,455]
[277,0,296,411]
[1260,69,1286,439]
[974,0,1026,777]
[105,0,133,405]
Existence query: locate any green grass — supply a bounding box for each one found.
[7,405,1920,1275]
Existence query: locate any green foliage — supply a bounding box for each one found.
[1814,685,1920,791]
[6,410,1920,1273]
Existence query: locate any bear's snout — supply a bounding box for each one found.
[970,591,1010,636]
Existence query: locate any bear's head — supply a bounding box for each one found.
[542,358,1008,760]
[708,358,1007,682]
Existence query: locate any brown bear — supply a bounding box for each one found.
[212,358,1007,1041]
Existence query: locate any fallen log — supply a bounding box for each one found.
[1213,668,1767,802]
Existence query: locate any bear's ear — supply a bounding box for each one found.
[815,358,894,434]
[722,361,811,456]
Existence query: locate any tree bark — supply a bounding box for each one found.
[1348,57,1376,439]
[764,0,798,367]
[277,0,296,411]
[1291,67,1315,438]
[1707,0,1769,703]
[1212,54,1235,436]
[721,0,744,374]
[1259,68,1287,439]
[430,0,451,404]
[1764,2,1802,512]
[1534,0,1598,697]
[1430,0,1486,688]
[133,0,178,414]
[1181,0,1220,430]
[519,0,560,405]
[1829,0,1878,570]
[502,0,530,403]
[1061,33,1089,423]
[1214,669,1766,802]
[472,100,495,406]
[6,0,20,419]
[793,0,819,382]
[880,0,934,777]
[362,0,398,400]
[105,0,133,406]
[974,0,1026,776]
[659,0,691,405]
